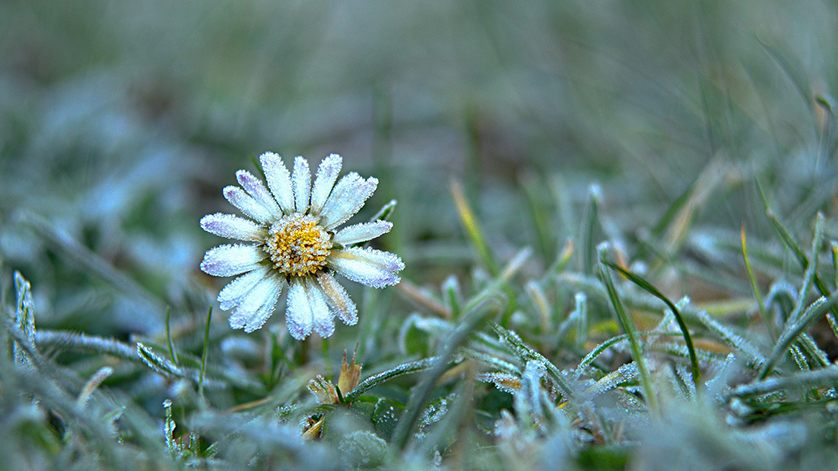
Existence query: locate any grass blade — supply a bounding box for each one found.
[741,225,774,341]
[165,306,179,367]
[199,306,213,401]
[450,179,498,276]
[581,185,602,275]
[758,291,838,379]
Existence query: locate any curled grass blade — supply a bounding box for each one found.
[602,260,700,387]
[598,246,659,414]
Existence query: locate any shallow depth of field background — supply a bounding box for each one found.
[3,0,838,469]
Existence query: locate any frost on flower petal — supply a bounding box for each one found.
[260,152,294,214]
[236,170,281,218]
[332,220,393,247]
[241,281,284,332]
[318,173,378,231]
[318,272,358,325]
[309,154,342,216]
[292,156,312,214]
[328,247,404,288]
[305,278,336,338]
[200,244,266,277]
[223,186,272,224]
[285,280,314,340]
[200,213,265,242]
[229,274,285,332]
[201,152,402,337]
[217,266,270,311]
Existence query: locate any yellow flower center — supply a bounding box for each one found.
[265,213,331,277]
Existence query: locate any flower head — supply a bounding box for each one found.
[200,153,403,339]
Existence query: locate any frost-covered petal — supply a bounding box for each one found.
[317,272,358,325]
[306,278,336,338]
[292,156,311,214]
[333,246,404,272]
[319,174,378,231]
[200,213,265,242]
[327,247,404,288]
[217,266,271,311]
[309,154,342,216]
[236,170,281,218]
[229,274,285,332]
[223,186,272,224]
[200,244,266,277]
[319,172,362,220]
[285,279,313,340]
[332,220,393,247]
[260,152,294,214]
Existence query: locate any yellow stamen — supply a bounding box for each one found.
[266,213,331,277]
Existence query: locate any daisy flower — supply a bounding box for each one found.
[199,153,403,339]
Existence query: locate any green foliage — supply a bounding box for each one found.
[5,0,838,469]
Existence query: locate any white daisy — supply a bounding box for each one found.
[200,153,404,339]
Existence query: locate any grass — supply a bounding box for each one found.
[4,0,838,469]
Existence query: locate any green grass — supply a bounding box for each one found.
[4,0,838,469]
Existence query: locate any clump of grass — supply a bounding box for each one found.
[6,167,838,469]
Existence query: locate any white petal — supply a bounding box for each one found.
[292,156,311,214]
[315,173,361,227]
[200,213,265,242]
[317,272,358,325]
[285,279,313,340]
[228,274,271,328]
[260,152,294,214]
[200,244,266,277]
[306,278,336,338]
[309,154,342,216]
[243,278,284,333]
[228,274,284,332]
[217,266,270,311]
[332,220,393,247]
[236,170,281,218]
[327,247,404,288]
[319,174,378,231]
[223,186,272,224]
[333,247,404,271]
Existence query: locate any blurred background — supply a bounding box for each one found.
[2,0,837,337]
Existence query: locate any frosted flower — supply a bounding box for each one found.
[200,153,404,339]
